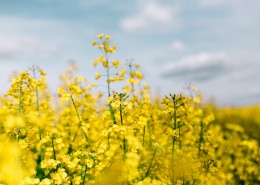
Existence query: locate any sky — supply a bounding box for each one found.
[0,0,259,106]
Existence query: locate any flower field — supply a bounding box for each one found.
[0,34,259,185]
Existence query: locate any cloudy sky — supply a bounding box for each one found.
[0,0,259,106]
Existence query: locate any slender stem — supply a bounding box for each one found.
[104,53,111,97]
[198,121,204,157]
[18,82,23,116]
[106,66,111,97]
[129,64,135,97]
[39,129,44,162]
[81,164,88,185]
[51,136,56,160]
[119,100,123,125]
[172,136,175,185]
[142,126,145,146]
[71,95,82,142]
[123,136,127,161]
[17,82,23,143]
[34,71,44,163]
[145,149,156,178]
[172,95,177,185]
[71,95,81,123]
[109,103,117,124]
[104,53,117,124]
[178,122,182,149]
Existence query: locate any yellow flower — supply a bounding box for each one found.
[135,71,144,79]
[102,61,109,68]
[117,68,127,76]
[95,72,101,80]
[97,91,103,98]
[4,115,25,129]
[92,40,97,46]
[128,78,139,84]
[112,60,120,68]
[39,69,47,76]
[39,178,52,185]
[105,34,111,39]
[77,76,84,82]
[123,85,132,92]
[97,33,104,39]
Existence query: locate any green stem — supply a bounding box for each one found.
[172,136,175,185]
[17,81,23,143]
[198,121,204,158]
[142,126,145,146]
[71,95,82,142]
[39,129,44,162]
[145,149,156,178]
[35,81,44,163]
[81,164,88,185]
[104,53,117,124]
[178,122,182,149]
[18,81,23,116]
[129,63,135,97]
[123,136,127,161]
[109,103,117,124]
[172,95,178,185]
[106,66,111,97]
[51,136,56,160]
[120,102,123,125]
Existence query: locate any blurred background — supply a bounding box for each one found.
[0,0,259,106]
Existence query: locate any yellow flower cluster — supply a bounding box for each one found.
[0,35,259,185]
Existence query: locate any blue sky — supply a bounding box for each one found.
[0,0,259,106]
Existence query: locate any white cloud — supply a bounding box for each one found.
[199,0,228,7]
[169,41,185,52]
[0,35,60,60]
[0,16,62,60]
[120,1,180,32]
[160,52,233,81]
[0,16,56,31]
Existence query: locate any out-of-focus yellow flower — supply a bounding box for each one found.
[0,136,25,184]
[97,33,104,39]
[128,78,139,84]
[105,34,111,39]
[123,85,132,92]
[4,115,25,129]
[192,86,198,92]
[117,68,127,76]
[39,178,52,185]
[92,40,97,46]
[91,83,97,87]
[102,61,109,68]
[95,72,101,80]
[112,60,120,68]
[135,71,144,79]
[93,58,100,67]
